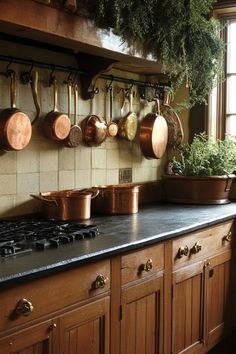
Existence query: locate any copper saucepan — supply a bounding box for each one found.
[161,91,184,146]
[31,188,99,221]
[0,70,32,151]
[83,95,107,146]
[64,82,82,148]
[43,77,71,141]
[139,99,168,159]
[117,89,137,141]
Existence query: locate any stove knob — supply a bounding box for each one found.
[15,298,34,316]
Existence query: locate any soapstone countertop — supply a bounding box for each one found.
[1,202,236,287]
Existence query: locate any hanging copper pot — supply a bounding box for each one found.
[139,99,168,159]
[161,91,184,146]
[0,70,32,151]
[64,82,83,148]
[43,77,71,141]
[117,89,137,141]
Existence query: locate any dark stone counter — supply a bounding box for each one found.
[1,202,236,288]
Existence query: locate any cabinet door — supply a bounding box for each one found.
[60,296,110,354]
[206,250,233,346]
[172,261,206,354]
[120,275,163,354]
[0,319,55,354]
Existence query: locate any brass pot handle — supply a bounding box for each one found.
[140,258,153,272]
[15,298,34,316]
[92,274,108,289]
[223,231,232,242]
[177,245,189,258]
[190,242,202,254]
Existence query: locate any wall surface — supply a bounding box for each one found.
[0,42,189,217]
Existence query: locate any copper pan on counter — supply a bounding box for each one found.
[31,188,99,221]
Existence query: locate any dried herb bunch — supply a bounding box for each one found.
[81,0,224,108]
[171,133,236,176]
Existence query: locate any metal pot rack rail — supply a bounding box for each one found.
[0,54,170,100]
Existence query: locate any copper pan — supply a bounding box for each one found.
[0,70,32,151]
[43,77,71,141]
[117,89,137,141]
[31,188,99,221]
[83,95,107,146]
[161,91,184,146]
[64,82,82,148]
[139,99,168,159]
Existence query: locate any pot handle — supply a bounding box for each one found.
[9,70,17,109]
[76,188,99,199]
[31,70,41,125]
[30,194,58,206]
[225,178,232,192]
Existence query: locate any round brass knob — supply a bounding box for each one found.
[140,258,153,272]
[190,242,202,254]
[177,245,189,258]
[93,274,108,289]
[15,298,34,316]
[223,231,232,242]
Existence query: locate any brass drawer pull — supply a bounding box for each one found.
[140,258,153,272]
[177,245,189,258]
[92,274,108,289]
[223,231,232,242]
[190,242,202,254]
[15,298,34,316]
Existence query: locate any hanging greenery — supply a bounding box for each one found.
[79,0,224,109]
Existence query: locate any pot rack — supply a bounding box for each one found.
[0,54,170,100]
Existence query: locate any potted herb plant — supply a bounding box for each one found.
[162,133,236,204]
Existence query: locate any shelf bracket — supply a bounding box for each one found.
[76,53,118,100]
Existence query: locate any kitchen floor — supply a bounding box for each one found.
[207,334,236,354]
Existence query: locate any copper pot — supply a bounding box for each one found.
[83,114,107,146]
[43,77,71,141]
[91,184,140,215]
[31,188,99,220]
[0,70,32,151]
[139,99,168,159]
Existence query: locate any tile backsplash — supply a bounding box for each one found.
[0,57,188,217]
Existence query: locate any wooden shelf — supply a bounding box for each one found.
[0,0,162,75]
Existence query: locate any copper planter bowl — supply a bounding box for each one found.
[91,184,140,215]
[31,189,99,220]
[162,175,235,205]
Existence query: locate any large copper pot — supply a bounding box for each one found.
[31,188,99,220]
[91,184,140,215]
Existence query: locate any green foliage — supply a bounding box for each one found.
[172,133,236,176]
[81,0,224,108]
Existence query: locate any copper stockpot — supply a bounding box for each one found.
[91,184,140,215]
[0,70,32,151]
[43,77,71,141]
[31,188,99,220]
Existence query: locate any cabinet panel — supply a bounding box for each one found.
[172,261,205,354]
[0,319,54,354]
[60,296,110,354]
[121,276,163,354]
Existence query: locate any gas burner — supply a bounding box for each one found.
[0,219,99,258]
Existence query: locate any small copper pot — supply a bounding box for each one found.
[0,70,32,151]
[91,184,140,215]
[31,188,99,221]
[43,77,71,141]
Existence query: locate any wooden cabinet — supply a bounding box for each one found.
[120,244,164,354]
[172,220,235,354]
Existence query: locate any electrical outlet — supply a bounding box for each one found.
[119,168,132,184]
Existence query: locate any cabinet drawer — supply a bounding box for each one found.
[121,243,164,285]
[0,259,110,334]
[173,220,234,269]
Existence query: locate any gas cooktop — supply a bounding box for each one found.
[0,219,99,258]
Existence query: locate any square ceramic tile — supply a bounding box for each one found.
[75,169,91,188]
[59,147,75,170]
[106,169,119,185]
[92,149,106,169]
[75,147,91,170]
[59,170,75,190]
[107,149,119,169]
[0,195,15,217]
[0,174,16,195]
[40,171,58,192]
[16,144,40,173]
[0,151,17,173]
[119,148,132,168]
[40,148,58,172]
[91,169,106,186]
[17,173,39,194]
